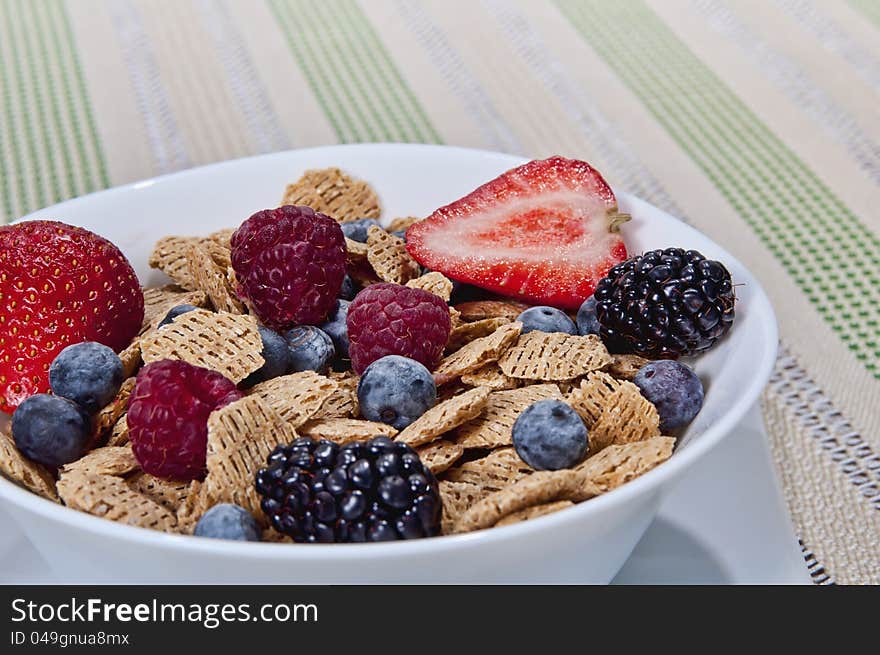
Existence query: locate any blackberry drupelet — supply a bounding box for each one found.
[255,436,441,543]
[593,248,735,358]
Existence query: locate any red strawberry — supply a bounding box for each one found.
[406,156,630,309]
[0,220,144,414]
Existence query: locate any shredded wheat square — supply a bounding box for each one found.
[396,386,490,446]
[497,332,612,381]
[366,225,420,284]
[247,371,338,427]
[434,322,522,386]
[416,440,464,475]
[568,371,661,453]
[57,471,177,532]
[139,309,264,384]
[281,168,380,222]
[454,384,562,449]
[0,422,58,501]
[203,396,299,522]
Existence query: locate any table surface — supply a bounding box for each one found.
[1,0,878,583]
[614,405,810,584]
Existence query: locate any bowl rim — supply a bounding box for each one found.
[0,143,778,560]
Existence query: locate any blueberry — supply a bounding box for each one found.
[194,503,261,541]
[357,355,436,430]
[319,299,350,360]
[284,326,335,373]
[512,399,588,470]
[12,394,92,467]
[633,360,704,431]
[242,327,290,386]
[158,303,199,328]
[576,296,600,336]
[339,274,358,301]
[49,342,124,413]
[341,218,381,243]
[517,306,577,335]
[392,230,407,242]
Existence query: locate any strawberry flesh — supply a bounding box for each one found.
[406,156,628,309]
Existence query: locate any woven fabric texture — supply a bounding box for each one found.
[1,0,878,583]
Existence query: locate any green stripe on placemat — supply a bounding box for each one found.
[847,0,880,29]
[0,3,21,220]
[1,0,47,212]
[53,0,110,192]
[267,0,441,144]
[0,0,108,223]
[555,0,880,378]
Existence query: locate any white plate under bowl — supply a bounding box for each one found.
[0,144,778,583]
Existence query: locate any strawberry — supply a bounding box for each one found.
[406,156,630,309]
[0,220,144,414]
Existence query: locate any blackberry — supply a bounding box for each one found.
[593,248,735,358]
[255,435,441,543]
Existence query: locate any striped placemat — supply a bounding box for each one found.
[1,0,878,584]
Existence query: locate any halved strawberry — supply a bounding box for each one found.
[406,156,629,309]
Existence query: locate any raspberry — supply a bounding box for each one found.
[127,360,243,481]
[231,205,346,330]
[346,283,452,375]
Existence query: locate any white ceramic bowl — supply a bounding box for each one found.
[0,144,777,583]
